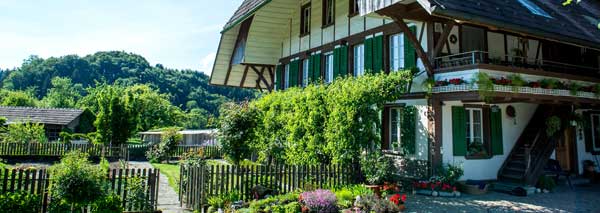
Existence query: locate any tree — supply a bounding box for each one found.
[42,77,84,108]
[94,85,135,145]
[218,102,257,164]
[0,90,37,107]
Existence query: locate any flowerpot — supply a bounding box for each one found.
[398,204,406,211]
[415,189,433,196]
[366,185,382,198]
[454,191,461,197]
[431,191,439,197]
[438,191,455,197]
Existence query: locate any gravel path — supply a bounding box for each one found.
[404,181,600,212]
[128,161,191,213]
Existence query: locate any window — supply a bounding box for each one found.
[465,108,484,156]
[389,108,402,152]
[284,64,290,89]
[302,59,310,87]
[349,0,359,17]
[353,44,365,76]
[461,25,486,52]
[301,3,311,36]
[517,0,552,18]
[323,0,334,27]
[389,33,405,72]
[324,52,334,83]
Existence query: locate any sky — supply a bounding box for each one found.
[0,0,244,74]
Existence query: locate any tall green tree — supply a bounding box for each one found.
[0,90,37,107]
[94,85,134,145]
[42,77,84,108]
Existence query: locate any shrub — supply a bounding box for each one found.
[354,194,400,213]
[218,102,257,164]
[537,175,556,191]
[146,128,182,162]
[179,150,206,167]
[49,151,106,209]
[360,151,396,185]
[0,122,47,143]
[0,191,42,213]
[248,192,299,212]
[91,193,123,213]
[300,189,338,212]
[284,201,300,213]
[437,164,464,185]
[126,176,151,211]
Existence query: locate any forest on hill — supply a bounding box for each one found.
[0,51,256,131]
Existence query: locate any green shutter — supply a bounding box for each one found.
[452,106,467,156]
[401,106,417,154]
[490,107,503,155]
[275,64,284,90]
[333,48,340,79]
[364,37,374,74]
[312,54,322,82]
[373,35,384,73]
[340,45,348,76]
[404,26,417,70]
[288,60,298,87]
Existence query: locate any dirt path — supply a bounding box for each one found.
[128,161,191,213]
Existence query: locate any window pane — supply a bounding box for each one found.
[303,59,309,87]
[465,109,471,143]
[390,108,401,151]
[284,64,290,88]
[461,26,485,52]
[325,53,334,83]
[354,44,364,77]
[389,34,404,72]
[593,114,600,149]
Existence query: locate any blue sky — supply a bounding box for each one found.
[0,0,243,74]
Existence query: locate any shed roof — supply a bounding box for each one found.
[0,106,83,126]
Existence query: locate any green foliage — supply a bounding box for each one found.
[248,192,299,212]
[0,90,37,107]
[540,79,558,89]
[42,77,83,108]
[508,74,526,92]
[0,116,6,125]
[93,85,136,145]
[126,177,151,211]
[284,201,300,213]
[0,191,41,213]
[75,109,96,133]
[569,82,582,95]
[91,193,123,213]
[245,71,411,165]
[49,151,107,208]
[218,102,258,164]
[474,72,494,102]
[436,164,464,185]
[354,194,400,213]
[546,116,562,136]
[537,175,557,191]
[360,151,396,185]
[146,128,182,162]
[0,122,47,143]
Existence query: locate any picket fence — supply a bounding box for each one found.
[0,168,159,212]
[179,163,360,210]
[0,143,127,159]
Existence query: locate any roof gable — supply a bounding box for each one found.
[223,0,269,33]
[0,107,83,126]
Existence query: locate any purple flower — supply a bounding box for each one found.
[300,189,338,212]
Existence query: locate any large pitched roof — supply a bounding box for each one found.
[223,0,600,48]
[430,0,600,49]
[223,0,268,32]
[0,107,83,126]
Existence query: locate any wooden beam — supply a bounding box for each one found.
[240,65,250,87]
[432,21,456,59]
[250,65,273,92]
[418,22,426,44]
[389,16,435,77]
[429,96,443,175]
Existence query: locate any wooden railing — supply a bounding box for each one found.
[0,143,127,159]
[0,168,160,212]
[179,163,361,211]
[127,145,223,160]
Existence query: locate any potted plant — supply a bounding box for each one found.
[389,194,407,211]
[467,142,488,157]
[360,151,396,197]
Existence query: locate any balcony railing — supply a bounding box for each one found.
[434,51,600,77]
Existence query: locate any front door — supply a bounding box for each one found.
[556,127,577,173]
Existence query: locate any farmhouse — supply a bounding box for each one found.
[210,0,600,185]
[0,106,86,141]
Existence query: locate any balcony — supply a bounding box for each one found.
[434,51,600,79]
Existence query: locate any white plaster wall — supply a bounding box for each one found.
[576,110,600,174]
[442,101,538,180]
[392,99,430,161]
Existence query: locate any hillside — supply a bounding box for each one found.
[0,51,256,116]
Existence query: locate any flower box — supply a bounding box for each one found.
[415,189,433,196]
[437,191,456,197]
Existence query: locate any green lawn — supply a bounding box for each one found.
[151,163,180,193]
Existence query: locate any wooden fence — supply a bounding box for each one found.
[179,164,360,210]
[0,143,127,159]
[0,168,160,212]
[127,144,222,160]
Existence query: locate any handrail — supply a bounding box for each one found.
[524,130,542,178]
[434,50,599,72]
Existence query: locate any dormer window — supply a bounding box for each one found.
[517,0,552,18]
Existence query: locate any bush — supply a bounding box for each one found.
[284,201,300,213]
[300,189,338,212]
[248,192,299,212]
[126,176,151,211]
[436,164,464,185]
[0,191,42,213]
[218,102,257,164]
[179,150,207,167]
[0,122,47,143]
[354,194,400,213]
[146,128,182,162]
[360,151,396,185]
[91,193,123,213]
[49,151,106,209]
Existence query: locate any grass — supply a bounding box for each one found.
[151,163,180,193]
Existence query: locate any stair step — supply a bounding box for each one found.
[504,166,526,173]
[500,173,524,180]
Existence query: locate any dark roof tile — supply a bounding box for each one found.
[0,107,83,126]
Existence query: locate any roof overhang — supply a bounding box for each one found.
[210,0,297,90]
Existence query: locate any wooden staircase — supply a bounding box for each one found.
[497,105,561,186]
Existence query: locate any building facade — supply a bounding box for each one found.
[210,0,600,183]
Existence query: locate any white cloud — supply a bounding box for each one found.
[198,52,216,74]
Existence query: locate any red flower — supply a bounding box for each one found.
[389,194,406,205]
[401,194,407,203]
